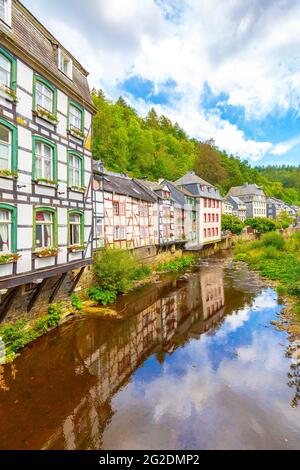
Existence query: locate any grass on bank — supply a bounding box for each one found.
[234,231,300,321]
[88,248,196,306]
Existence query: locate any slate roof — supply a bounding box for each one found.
[101,174,156,203]
[175,172,213,187]
[8,1,93,107]
[227,184,266,197]
[227,195,247,207]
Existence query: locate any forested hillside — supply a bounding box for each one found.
[92,90,300,205]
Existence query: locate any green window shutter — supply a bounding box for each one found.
[32,135,58,182]
[0,203,17,253]
[0,117,18,172]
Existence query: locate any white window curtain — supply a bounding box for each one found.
[0,124,11,170]
[0,53,11,88]
[36,142,52,180]
[0,209,11,253]
[36,82,53,112]
[69,105,82,130]
[69,214,81,245]
[35,211,53,249]
[69,154,81,187]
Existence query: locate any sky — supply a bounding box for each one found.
[23,0,300,167]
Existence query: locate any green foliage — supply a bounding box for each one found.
[87,287,117,306]
[93,248,151,294]
[262,232,285,250]
[275,210,295,229]
[222,214,245,235]
[91,89,300,207]
[261,246,281,260]
[131,264,152,280]
[245,217,277,233]
[70,294,83,311]
[234,253,250,262]
[47,303,63,327]
[156,255,195,273]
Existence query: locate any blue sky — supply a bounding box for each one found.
[24,0,300,166]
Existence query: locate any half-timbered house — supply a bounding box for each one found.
[0,0,95,318]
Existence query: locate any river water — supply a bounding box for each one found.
[0,256,299,450]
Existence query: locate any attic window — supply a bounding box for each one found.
[0,0,11,26]
[58,49,73,79]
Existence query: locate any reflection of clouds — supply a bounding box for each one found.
[251,290,278,310]
[102,294,300,450]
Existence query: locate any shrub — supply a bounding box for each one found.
[234,253,249,262]
[287,285,300,298]
[93,248,150,293]
[87,287,117,306]
[222,214,245,235]
[131,264,152,280]
[245,217,277,233]
[262,246,281,260]
[262,232,285,250]
[47,303,63,327]
[156,255,195,273]
[70,294,83,311]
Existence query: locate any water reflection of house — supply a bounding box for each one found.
[201,270,225,320]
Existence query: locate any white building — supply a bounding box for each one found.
[227,184,267,219]
[0,1,95,315]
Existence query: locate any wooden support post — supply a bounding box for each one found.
[69,267,85,295]
[0,286,21,322]
[49,272,68,304]
[27,279,47,312]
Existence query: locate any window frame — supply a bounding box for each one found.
[33,74,57,117]
[58,48,73,80]
[0,46,16,91]
[68,210,84,247]
[0,203,17,254]
[68,99,84,133]
[33,207,57,251]
[32,136,57,183]
[67,150,84,189]
[0,117,18,173]
[0,0,11,27]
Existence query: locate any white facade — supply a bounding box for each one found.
[0,1,95,290]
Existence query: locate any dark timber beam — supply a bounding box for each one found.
[69,267,85,295]
[27,279,48,312]
[49,272,68,304]
[0,286,21,322]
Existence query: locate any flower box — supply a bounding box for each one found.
[34,107,59,124]
[34,248,59,258]
[0,170,18,179]
[69,186,86,193]
[68,126,85,141]
[0,85,18,103]
[34,178,58,188]
[68,245,85,253]
[0,253,21,265]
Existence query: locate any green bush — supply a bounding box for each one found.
[262,232,285,250]
[222,214,245,235]
[131,264,152,280]
[262,246,281,260]
[234,253,249,262]
[93,248,150,293]
[47,303,63,327]
[287,285,300,298]
[70,294,83,311]
[156,255,195,273]
[87,287,117,306]
[245,217,277,233]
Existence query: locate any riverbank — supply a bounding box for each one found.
[233,230,300,352]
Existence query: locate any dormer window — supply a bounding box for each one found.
[58,49,73,79]
[0,0,11,27]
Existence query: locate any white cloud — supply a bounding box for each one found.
[23,0,300,162]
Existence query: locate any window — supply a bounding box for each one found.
[0,123,11,170]
[204,228,207,238]
[33,137,57,183]
[68,101,84,135]
[33,76,57,117]
[204,199,207,208]
[113,202,119,216]
[114,226,125,240]
[95,218,104,248]
[35,209,56,250]
[0,0,11,26]
[0,208,11,252]
[119,202,126,216]
[58,49,73,79]
[69,212,83,246]
[68,151,83,188]
[0,118,17,173]
[0,53,10,87]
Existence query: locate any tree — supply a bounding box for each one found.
[275,211,295,229]
[222,214,245,235]
[245,217,277,234]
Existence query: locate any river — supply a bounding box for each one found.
[0,255,299,450]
